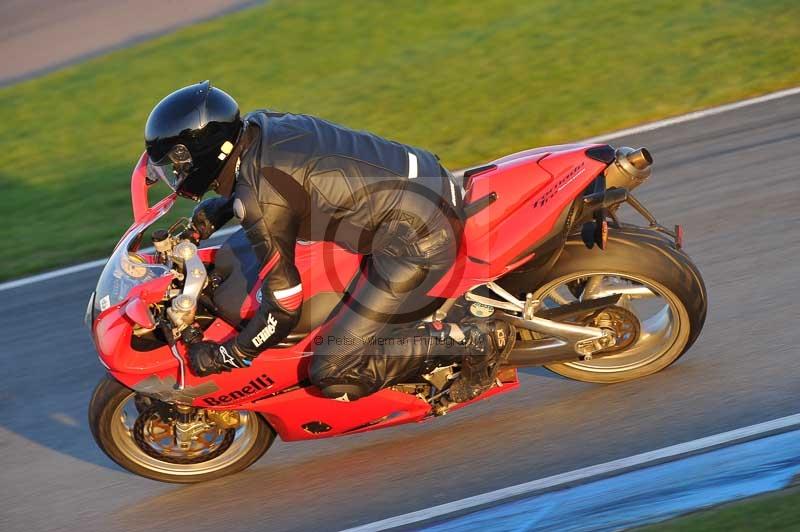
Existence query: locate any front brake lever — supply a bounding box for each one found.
[158,318,186,390]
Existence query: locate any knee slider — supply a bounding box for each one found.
[308,360,371,401]
[318,383,370,401]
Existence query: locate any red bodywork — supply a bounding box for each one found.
[92,145,608,441]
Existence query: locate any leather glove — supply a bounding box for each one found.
[191,196,235,240]
[188,341,250,377]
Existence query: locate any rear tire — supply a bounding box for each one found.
[527,225,706,383]
[88,376,275,483]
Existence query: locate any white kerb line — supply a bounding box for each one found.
[0,225,240,292]
[341,412,800,532]
[580,85,800,143]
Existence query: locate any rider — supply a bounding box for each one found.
[144,81,511,402]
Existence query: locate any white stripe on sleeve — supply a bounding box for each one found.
[408,152,418,179]
[273,284,303,299]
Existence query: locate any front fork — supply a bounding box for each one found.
[172,404,241,449]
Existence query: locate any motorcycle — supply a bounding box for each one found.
[87,143,707,483]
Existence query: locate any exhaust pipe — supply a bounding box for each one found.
[604,146,653,192]
[627,147,653,170]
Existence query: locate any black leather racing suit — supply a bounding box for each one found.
[226,111,463,399]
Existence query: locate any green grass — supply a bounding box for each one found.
[640,487,800,531]
[2,0,800,279]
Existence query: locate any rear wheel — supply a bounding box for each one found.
[522,225,706,383]
[88,376,275,483]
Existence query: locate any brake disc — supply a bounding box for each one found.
[132,405,235,465]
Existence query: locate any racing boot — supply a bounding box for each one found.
[448,320,515,403]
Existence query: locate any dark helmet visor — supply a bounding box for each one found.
[146,144,194,192]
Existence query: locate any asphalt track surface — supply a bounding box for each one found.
[0,0,260,86]
[1,94,799,531]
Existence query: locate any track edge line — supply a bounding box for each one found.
[340,412,800,532]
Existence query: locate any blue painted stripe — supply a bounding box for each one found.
[422,430,800,531]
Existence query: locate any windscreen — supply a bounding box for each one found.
[93,225,170,318]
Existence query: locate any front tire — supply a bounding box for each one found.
[88,376,275,483]
[527,225,706,383]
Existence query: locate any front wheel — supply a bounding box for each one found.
[88,376,275,483]
[526,225,707,383]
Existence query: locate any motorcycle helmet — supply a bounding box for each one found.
[144,80,242,200]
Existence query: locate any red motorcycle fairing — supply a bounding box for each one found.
[94,144,607,442]
[94,274,175,374]
[97,243,363,398]
[254,369,520,441]
[429,145,608,296]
